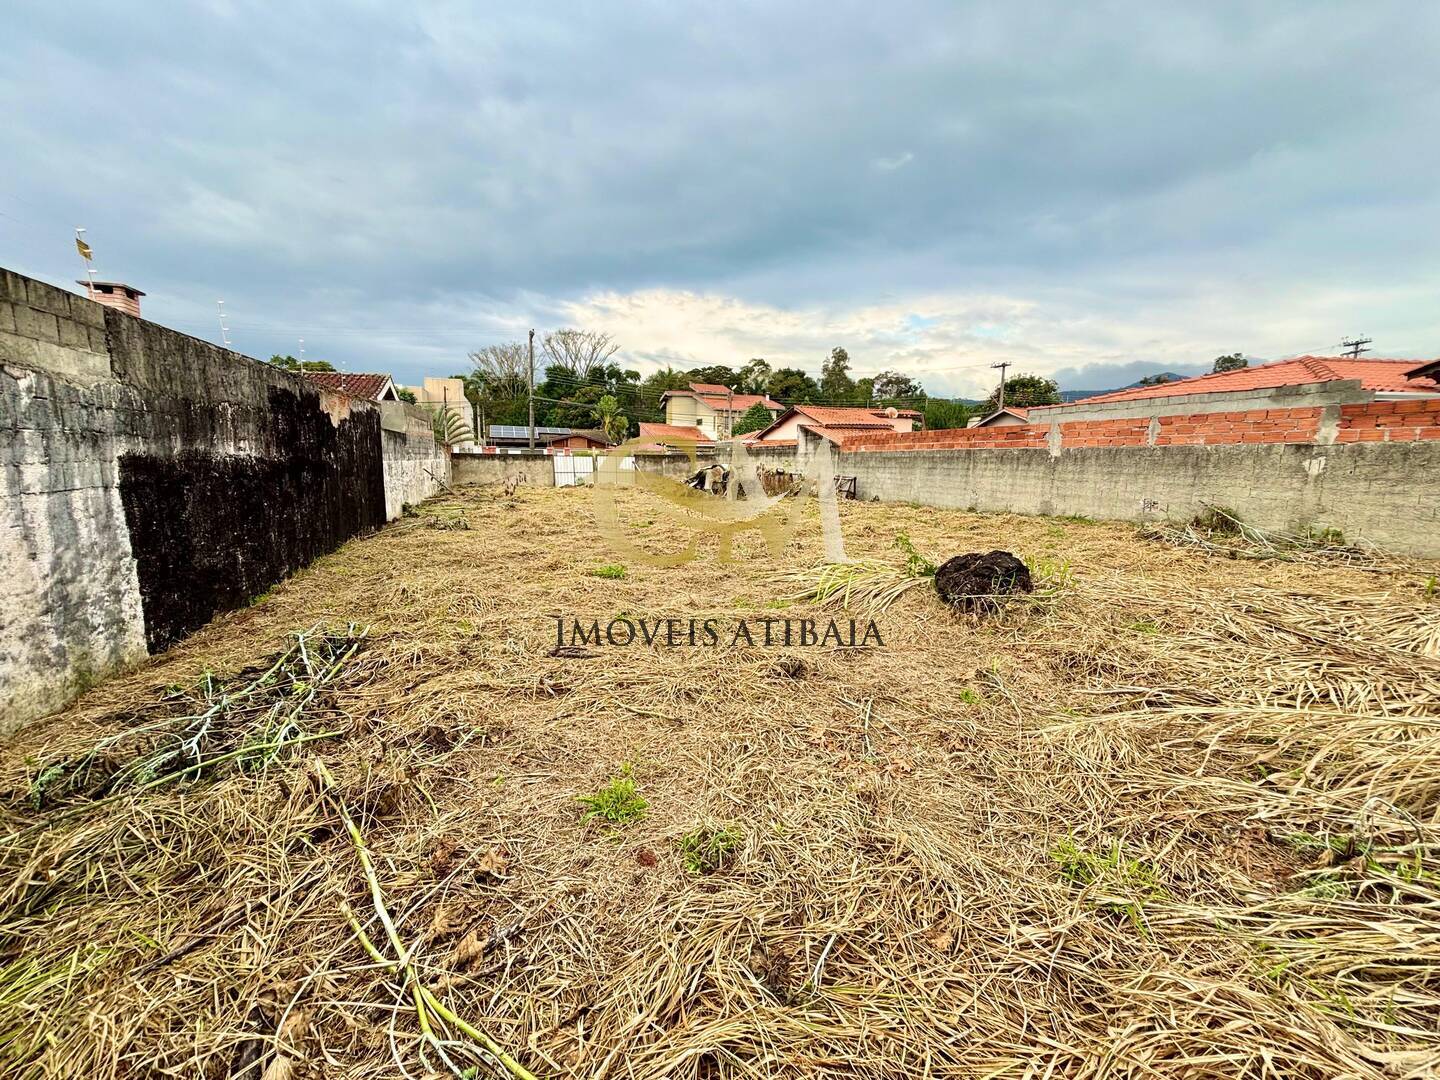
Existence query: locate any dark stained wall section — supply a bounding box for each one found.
[118,388,385,651]
[104,312,387,652]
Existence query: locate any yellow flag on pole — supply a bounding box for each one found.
[75,236,93,260]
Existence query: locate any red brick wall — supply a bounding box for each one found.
[1335,400,1440,443]
[843,400,1440,453]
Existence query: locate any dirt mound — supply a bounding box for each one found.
[934,550,1033,611]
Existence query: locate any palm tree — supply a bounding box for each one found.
[594,394,628,445]
[430,404,475,447]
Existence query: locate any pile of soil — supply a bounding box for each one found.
[934,550,1033,612]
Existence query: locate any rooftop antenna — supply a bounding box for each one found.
[216,300,232,349]
[74,228,96,299]
[1340,337,1372,359]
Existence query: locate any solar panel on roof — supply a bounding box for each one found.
[487,425,571,438]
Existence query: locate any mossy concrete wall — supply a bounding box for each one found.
[0,266,446,731]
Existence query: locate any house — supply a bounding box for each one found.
[749,405,922,445]
[302,371,402,401]
[486,425,574,448]
[660,382,783,437]
[635,421,715,452]
[547,429,611,450]
[967,406,1030,428]
[1037,357,1439,412]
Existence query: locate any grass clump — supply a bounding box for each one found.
[578,770,647,825]
[1050,836,1164,928]
[678,824,743,874]
[591,564,627,580]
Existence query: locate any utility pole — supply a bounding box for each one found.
[527,328,536,449]
[1341,337,1372,359]
[990,360,1011,410]
[726,387,733,439]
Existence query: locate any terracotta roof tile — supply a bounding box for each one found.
[635,422,713,450]
[792,405,894,428]
[302,371,394,401]
[1066,357,1439,406]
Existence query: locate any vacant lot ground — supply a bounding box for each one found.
[3,484,1438,1079]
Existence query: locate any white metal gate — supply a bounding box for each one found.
[553,454,595,487]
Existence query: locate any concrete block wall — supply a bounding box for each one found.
[1,265,446,731]
[837,401,1440,557]
[380,401,451,518]
[453,450,556,487]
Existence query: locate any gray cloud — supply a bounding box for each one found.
[2,2,1438,389]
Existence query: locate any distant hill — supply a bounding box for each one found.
[1059,371,1189,402]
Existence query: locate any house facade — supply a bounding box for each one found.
[750,405,922,445]
[660,382,783,437]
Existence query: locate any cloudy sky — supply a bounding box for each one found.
[3,2,1438,396]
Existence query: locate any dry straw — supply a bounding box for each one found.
[1,487,1437,1078]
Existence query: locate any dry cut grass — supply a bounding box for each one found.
[1,484,1438,1079]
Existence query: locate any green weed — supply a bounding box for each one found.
[591,564,627,580]
[1050,836,1163,929]
[578,771,647,825]
[678,824,743,874]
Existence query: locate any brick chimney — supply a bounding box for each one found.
[76,280,144,317]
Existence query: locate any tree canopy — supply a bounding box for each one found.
[731,401,776,435]
[1212,353,1248,373]
[269,354,335,372]
[872,370,923,401]
[819,347,855,400]
[766,367,820,403]
[984,374,1059,412]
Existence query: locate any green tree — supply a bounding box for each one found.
[642,366,693,393]
[1137,373,1178,386]
[594,394,628,444]
[269,354,336,372]
[731,401,775,435]
[543,383,607,428]
[820,347,856,401]
[737,358,772,395]
[872,370,923,401]
[396,388,417,404]
[767,367,820,403]
[686,364,739,388]
[984,374,1059,412]
[923,399,974,430]
[1212,353,1248,373]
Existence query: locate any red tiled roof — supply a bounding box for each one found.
[661,383,784,412]
[803,423,891,444]
[792,405,901,428]
[635,422,713,450]
[1066,358,1439,406]
[302,371,395,401]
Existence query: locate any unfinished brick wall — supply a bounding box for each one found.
[845,400,1440,453]
[1335,401,1440,443]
